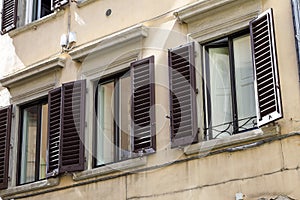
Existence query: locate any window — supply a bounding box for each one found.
[1,0,69,34]
[94,56,156,167]
[204,33,257,139]
[18,99,48,185]
[17,0,53,27]
[168,9,282,147]
[95,71,131,166]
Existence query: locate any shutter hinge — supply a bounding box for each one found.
[85,121,87,127]
[197,128,200,134]
[10,143,13,149]
[195,88,199,94]
[86,88,88,94]
[165,115,171,119]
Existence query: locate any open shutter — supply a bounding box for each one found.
[60,80,85,173]
[250,8,282,127]
[0,106,12,189]
[1,0,18,35]
[51,0,69,10]
[47,88,61,177]
[131,56,156,153]
[168,43,198,147]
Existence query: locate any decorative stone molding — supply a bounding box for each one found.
[174,0,261,43]
[69,24,148,62]
[0,56,65,88]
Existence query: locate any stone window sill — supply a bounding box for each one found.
[0,178,59,199]
[9,10,65,37]
[184,129,276,155]
[73,156,147,181]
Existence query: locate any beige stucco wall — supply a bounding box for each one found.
[1,0,300,199]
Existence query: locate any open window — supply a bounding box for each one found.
[168,8,282,146]
[17,99,48,185]
[94,56,156,167]
[1,0,69,34]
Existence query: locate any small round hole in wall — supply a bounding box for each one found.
[106,9,112,17]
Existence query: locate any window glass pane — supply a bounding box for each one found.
[119,74,131,160]
[20,105,38,184]
[233,35,257,131]
[208,47,233,138]
[39,103,48,179]
[96,82,114,165]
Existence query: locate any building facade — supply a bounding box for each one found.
[0,0,300,199]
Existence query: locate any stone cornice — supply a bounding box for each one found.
[0,56,65,88]
[69,24,148,62]
[174,0,243,23]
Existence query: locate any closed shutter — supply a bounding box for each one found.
[168,43,198,147]
[60,80,85,172]
[250,8,282,127]
[1,0,18,35]
[51,0,69,10]
[47,88,61,177]
[131,56,156,153]
[0,106,12,189]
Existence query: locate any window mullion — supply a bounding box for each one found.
[228,38,239,134]
[114,78,120,162]
[35,104,42,181]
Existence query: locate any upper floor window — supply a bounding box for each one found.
[94,56,156,168]
[95,71,131,166]
[17,0,53,27]
[168,9,282,147]
[204,33,257,139]
[1,0,69,34]
[18,99,48,185]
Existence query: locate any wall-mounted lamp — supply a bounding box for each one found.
[60,32,77,52]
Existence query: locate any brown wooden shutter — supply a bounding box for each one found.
[131,56,156,153]
[250,8,282,127]
[47,88,61,177]
[1,0,18,35]
[168,43,198,147]
[51,0,69,10]
[60,80,85,172]
[0,106,12,189]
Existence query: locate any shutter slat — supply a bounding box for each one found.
[1,0,17,34]
[131,56,156,153]
[250,8,282,126]
[168,43,198,147]
[60,80,85,173]
[47,88,62,177]
[0,106,12,189]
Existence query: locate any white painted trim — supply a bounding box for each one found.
[69,24,148,62]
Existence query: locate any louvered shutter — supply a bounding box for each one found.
[1,0,17,35]
[47,88,61,177]
[0,106,12,189]
[51,0,69,10]
[168,43,198,147]
[60,80,85,172]
[250,8,282,127]
[131,56,156,153]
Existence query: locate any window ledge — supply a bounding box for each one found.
[73,156,147,181]
[184,129,275,155]
[8,10,65,37]
[76,0,98,8]
[0,178,59,199]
